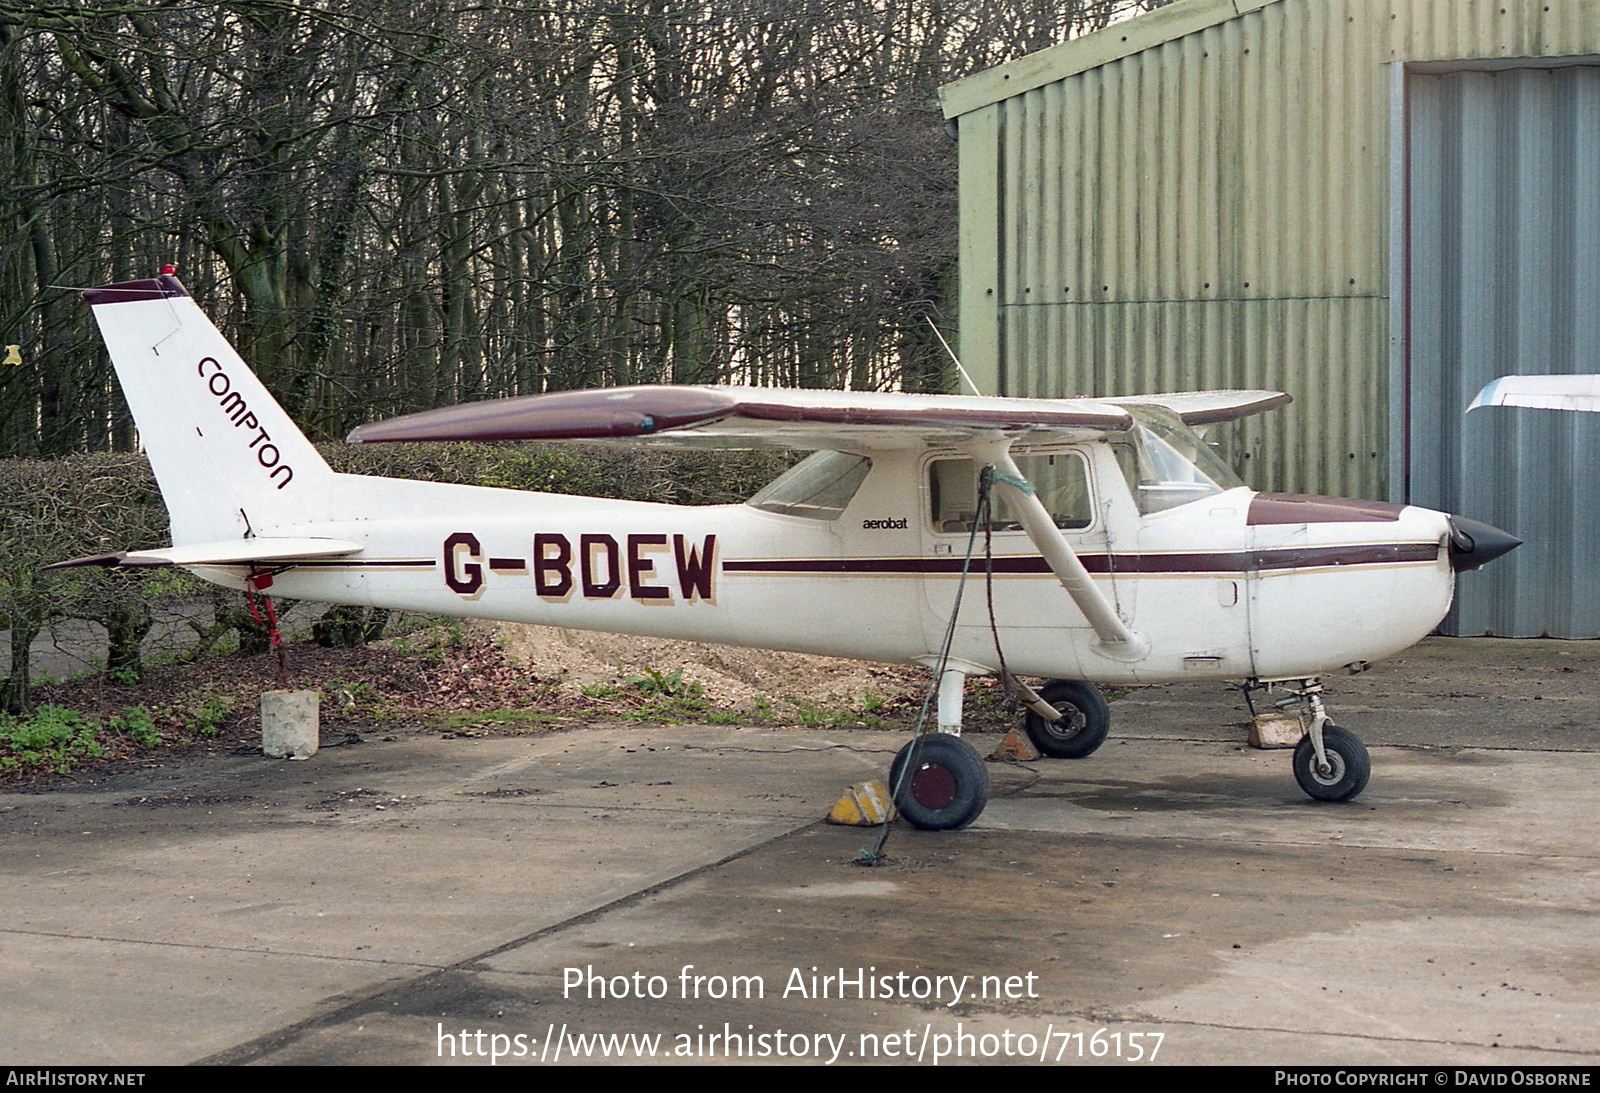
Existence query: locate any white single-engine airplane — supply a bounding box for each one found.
[59,271,1521,829]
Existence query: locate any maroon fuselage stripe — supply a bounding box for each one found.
[724,543,1439,576]
[290,559,436,568]
[212,544,1437,576]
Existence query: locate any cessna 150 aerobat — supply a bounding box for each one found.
[59,272,1521,829]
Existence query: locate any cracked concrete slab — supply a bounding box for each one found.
[3,639,1599,1066]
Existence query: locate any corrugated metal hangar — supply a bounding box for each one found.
[939,0,1600,637]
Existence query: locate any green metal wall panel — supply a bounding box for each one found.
[955,107,1004,396]
[1001,297,1387,498]
[948,0,1600,502]
[1388,0,1600,63]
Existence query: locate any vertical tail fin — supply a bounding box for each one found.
[84,274,333,545]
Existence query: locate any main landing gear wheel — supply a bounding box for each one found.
[1292,724,1371,802]
[1023,680,1110,759]
[889,734,990,830]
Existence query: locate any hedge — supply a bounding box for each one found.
[1,442,794,711]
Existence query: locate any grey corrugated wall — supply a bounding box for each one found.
[1406,64,1600,637]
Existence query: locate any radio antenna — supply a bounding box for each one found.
[924,315,983,397]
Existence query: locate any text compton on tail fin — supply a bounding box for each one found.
[84,274,333,545]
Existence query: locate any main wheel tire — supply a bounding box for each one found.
[1023,680,1111,759]
[1292,724,1371,801]
[889,734,990,830]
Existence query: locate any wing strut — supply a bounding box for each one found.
[963,435,1150,663]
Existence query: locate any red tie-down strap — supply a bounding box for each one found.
[244,573,290,680]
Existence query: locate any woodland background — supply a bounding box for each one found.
[0,0,1163,456]
[0,0,1164,709]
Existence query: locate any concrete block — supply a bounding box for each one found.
[262,690,320,759]
[1249,711,1303,749]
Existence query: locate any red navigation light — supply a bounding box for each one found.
[160,264,177,275]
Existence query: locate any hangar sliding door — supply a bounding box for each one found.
[1406,64,1600,637]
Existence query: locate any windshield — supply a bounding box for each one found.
[746,450,871,520]
[1111,404,1245,515]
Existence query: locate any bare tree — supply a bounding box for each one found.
[0,0,1154,453]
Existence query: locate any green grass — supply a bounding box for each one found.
[786,691,892,729]
[0,688,250,774]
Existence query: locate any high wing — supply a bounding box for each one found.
[1107,389,1291,425]
[1468,375,1600,413]
[346,385,1136,450]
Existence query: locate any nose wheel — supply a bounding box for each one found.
[1262,679,1373,802]
[1291,723,1370,801]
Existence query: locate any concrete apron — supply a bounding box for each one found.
[2,646,1598,1066]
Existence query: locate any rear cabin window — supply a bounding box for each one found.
[747,450,871,520]
[928,451,1093,533]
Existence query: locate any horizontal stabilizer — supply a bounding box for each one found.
[47,537,364,571]
[347,385,1136,451]
[1468,375,1600,413]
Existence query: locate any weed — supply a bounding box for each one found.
[390,619,469,666]
[109,705,161,748]
[331,680,379,703]
[325,681,393,720]
[787,692,889,729]
[0,706,106,773]
[624,666,698,699]
[615,667,714,723]
[182,694,233,737]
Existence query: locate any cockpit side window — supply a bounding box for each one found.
[747,450,871,519]
[928,451,1093,533]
